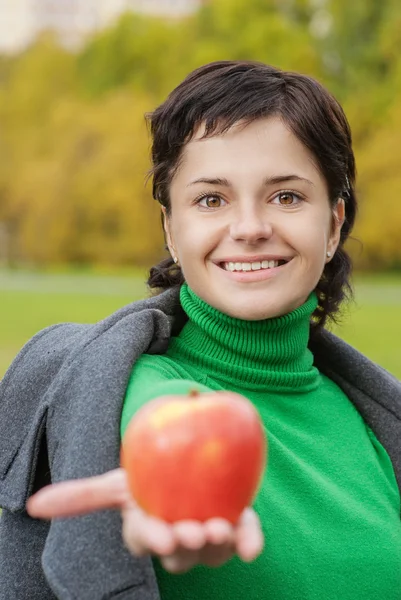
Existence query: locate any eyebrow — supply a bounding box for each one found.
[187,174,315,187]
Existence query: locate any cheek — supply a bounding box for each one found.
[292,211,331,257]
[300,233,326,262]
[173,217,220,261]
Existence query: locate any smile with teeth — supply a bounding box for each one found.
[222,260,287,272]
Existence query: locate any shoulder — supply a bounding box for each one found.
[310,327,399,382]
[1,286,181,394]
[0,286,183,443]
[310,328,401,415]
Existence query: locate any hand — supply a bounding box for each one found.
[27,469,264,573]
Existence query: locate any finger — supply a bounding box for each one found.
[234,508,264,562]
[27,469,130,519]
[199,518,236,568]
[122,506,177,557]
[199,541,235,568]
[161,548,201,574]
[203,518,235,545]
[172,520,206,550]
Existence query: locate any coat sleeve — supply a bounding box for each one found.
[0,323,89,511]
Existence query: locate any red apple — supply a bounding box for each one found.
[121,390,267,524]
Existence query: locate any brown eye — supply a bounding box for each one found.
[279,192,295,204]
[197,195,225,208]
[272,191,303,207]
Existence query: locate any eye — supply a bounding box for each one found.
[271,191,303,207]
[196,194,226,209]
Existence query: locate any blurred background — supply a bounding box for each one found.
[0,0,401,378]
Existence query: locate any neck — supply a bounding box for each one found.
[167,284,319,391]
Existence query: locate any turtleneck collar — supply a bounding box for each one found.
[167,283,320,391]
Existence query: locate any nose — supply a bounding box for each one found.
[229,205,273,244]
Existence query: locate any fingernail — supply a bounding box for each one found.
[242,539,264,562]
[162,556,186,573]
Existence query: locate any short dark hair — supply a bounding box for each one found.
[147,60,357,329]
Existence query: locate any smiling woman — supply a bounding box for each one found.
[148,62,355,327]
[1,61,401,600]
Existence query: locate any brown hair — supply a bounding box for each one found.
[146,60,357,329]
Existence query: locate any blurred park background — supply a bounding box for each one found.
[0,0,401,378]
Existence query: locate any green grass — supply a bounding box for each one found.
[0,270,148,378]
[331,302,401,378]
[1,270,400,379]
[331,274,401,376]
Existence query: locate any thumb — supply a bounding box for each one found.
[27,468,131,519]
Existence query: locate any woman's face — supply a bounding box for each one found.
[164,117,345,320]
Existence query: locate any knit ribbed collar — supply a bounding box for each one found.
[167,283,320,391]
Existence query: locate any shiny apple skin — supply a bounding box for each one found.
[121,391,267,524]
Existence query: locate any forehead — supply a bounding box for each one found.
[175,117,322,184]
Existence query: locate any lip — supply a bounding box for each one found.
[214,258,291,283]
[213,255,293,265]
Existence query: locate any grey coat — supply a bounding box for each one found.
[0,286,400,600]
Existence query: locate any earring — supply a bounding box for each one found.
[173,256,178,264]
[326,251,332,258]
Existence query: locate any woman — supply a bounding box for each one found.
[1,61,400,600]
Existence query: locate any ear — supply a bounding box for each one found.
[327,198,345,261]
[161,206,176,259]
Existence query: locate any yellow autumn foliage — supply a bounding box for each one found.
[0,0,400,270]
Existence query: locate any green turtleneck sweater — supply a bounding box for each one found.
[121,284,401,600]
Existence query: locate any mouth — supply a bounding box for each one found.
[218,258,291,273]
